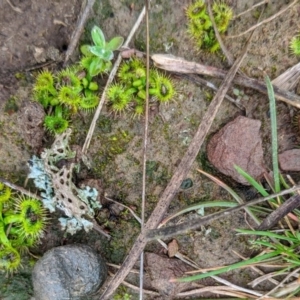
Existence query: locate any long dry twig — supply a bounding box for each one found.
[151,54,300,108]
[272,62,300,91]
[233,0,269,19]
[5,0,23,13]
[64,0,95,65]
[227,0,298,39]
[82,6,147,155]
[139,1,150,297]
[99,18,256,300]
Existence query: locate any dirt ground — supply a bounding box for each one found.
[1,0,300,299]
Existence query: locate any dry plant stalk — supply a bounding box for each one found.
[151,54,300,108]
[64,0,96,65]
[227,0,297,39]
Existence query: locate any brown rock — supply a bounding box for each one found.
[207,116,266,185]
[145,252,192,299]
[279,149,300,171]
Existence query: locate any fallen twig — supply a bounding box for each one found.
[5,0,23,13]
[233,0,269,19]
[99,18,256,300]
[151,54,300,108]
[272,62,300,91]
[64,0,96,65]
[257,194,300,231]
[227,0,297,39]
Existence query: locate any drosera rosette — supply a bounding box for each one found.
[31,25,121,135]
[44,105,69,135]
[0,182,11,203]
[185,0,233,53]
[290,35,300,56]
[4,195,48,241]
[33,70,58,108]
[149,70,176,104]
[0,183,48,272]
[106,83,132,114]
[107,57,176,115]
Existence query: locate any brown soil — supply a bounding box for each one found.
[1,0,300,299]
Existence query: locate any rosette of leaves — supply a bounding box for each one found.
[186,0,232,52]
[107,58,176,117]
[0,183,47,272]
[80,25,124,80]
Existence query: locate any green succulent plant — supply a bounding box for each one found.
[107,58,176,117]
[0,183,48,272]
[32,25,124,134]
[80,25,124,78]
[186,0,233,53]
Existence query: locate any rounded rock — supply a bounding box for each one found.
[32,244,107,300]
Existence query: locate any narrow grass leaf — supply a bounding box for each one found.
[234,165,268,197]
[265,76,280,193]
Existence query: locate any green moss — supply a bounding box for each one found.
[98,116,112,133]
[4,96,19,114]
[196,150,215,173]
[92,128,133,177]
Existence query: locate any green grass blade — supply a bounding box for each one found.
[197,169,260,224]
[236,229,298,243]
[234,165,269,197]
[265,76,280,193]
[174,251,280,282]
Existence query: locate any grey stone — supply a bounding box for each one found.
[207,116,266,185]
[279,149,300,171]
[32,244,107,300]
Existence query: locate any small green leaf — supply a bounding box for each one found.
[105,36,124,51]
[80,56,93,70]
[80,45,92,56]
[88,57,104,77]
[88,46,114,61]
[91,25,105,47]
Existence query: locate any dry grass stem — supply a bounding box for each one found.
[258,267,300,299]
[64,0,95,65]
[183,74,244,110]
[5,0,23,13]
[272,62,300,91]
[233,0,269,19]
[232,250,280,286]
[207,0,234,65]
[107,271,159,296]
[228,0,298,39]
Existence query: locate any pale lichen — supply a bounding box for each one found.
[28,129,101,235]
